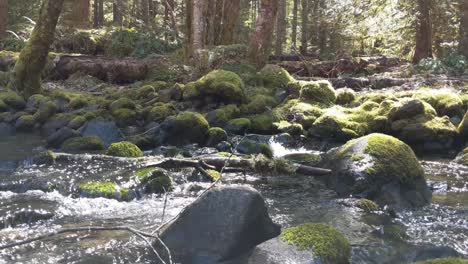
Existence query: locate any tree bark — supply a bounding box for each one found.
[93,0,104,28]
[0,0,8,40]
[291,0,298,51]
[63,0,90,29]
[141,0,150,26]
[7,0,65,98]
[412,0,433,63]
[248,0,279,66]
[191,0,205,52]
[300,0,309,55]
[113,0,124,25]
[220,0,241,45]
[275,0,286,56]
[460,0,468,57]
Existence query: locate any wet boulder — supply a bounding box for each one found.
[455,147,467,166]
[156,185,280,264]
[46,127,80,148]
[458,112,468,142]
[323,133,431,208]
[79,120,123,147]
[106,141,143,157]
[77,181,133,201]
[258,64,294,90]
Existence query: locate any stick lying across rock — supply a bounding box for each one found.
[143,157,332,177]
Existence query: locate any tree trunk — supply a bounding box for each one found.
[0,0,7,40]
[317,0,326,55]
[93,0,104,28]
[220,0,241,45]
[113,0,124,25]
[164,0,179,42]
[275,0,286,56]
[248,0,279,66]
[7,0,65,98]
[63,0,90,29]
[190,0,204,57]
[460,0,468,57]
[291,0,298,51]
[412,0,433,63]
[185,0,193,56]
[300,0,308,55]
[141,0,150,25]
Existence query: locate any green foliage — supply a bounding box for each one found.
[106,141,143,158]
[280,223,351,264]
[417,54,468,76]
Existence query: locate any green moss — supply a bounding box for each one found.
[238,140,273,158]
[206,104,240,126]
[162,112,210,145]
[274,121,304,136]
[33,101,58,123]
[459,112,468,138]
[106,141,143,157]
[280,223,351,264]
[258,64,294,89]
[242,94,278,115]
[221,63,258,85]
[78,181,131,200]
[135,167,157,178]
[15,114,35,130]
[206,127,228,146]
[364,133,424,182]
[336,88,357,105]
[414,258,468,264]
[0,99,7,112]
[61,136,105,151]
[414,89,464,117]
[358,92,397,104]
[0,91,26,109]
[283,153,322,166]
[109,98,136,111]
[274,99,323,121]
[136,84,157,99]
[0,71,9,87]
[249,113,279,134]
[68,97,89,109]
[147,103,174,122]
[206,169,221,181]
[217,152,237,158]
[68,116,87,129]
[137,168,173,193]
[357,198,379,212]
[299,80,337,106]
[112,108,137,126]
[183,70,245,104]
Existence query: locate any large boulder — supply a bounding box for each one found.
[79,120,123,147]
[458,112,468,142]
[160,112,210,146]
[157,185,280,264]
[323,133,431,208]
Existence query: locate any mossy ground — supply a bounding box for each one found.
[280,223,351,264]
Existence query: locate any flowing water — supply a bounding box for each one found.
[0,134,467,264]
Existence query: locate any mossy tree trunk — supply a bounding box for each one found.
[7,0,65,98]
[0,0,7,40]
[460,0,468,57]
[248,0,279,67]
[412,0,433,63]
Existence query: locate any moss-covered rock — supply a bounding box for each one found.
[161,112,210,146]
[237,140,273,158]
[106,141,143,157]
[242,94,278,115]
[183,70,245,104]
[459,112,468,140]
[0,91,26,109]
[323,133,431,208]
[273,99,323,130]
[68,116,87,129]
[455,147,468,166]
[414,89,464,118]
[31,150,57,166]
[206,169,221,181]
[136,167,173,194]
[109,98,136,112]
[414,258,468,264]
[335,88,357,105]
[299,80,337,106]
[225,118,251,135]
[280,223,351,264]
[33,101,58,123]
[283,153,322,166]
[258,64,294,89]
[78,181,132,201]
[15,114,35,130]
[206,127,228,147]
[249,113,279,134]
[68,97,89,110]
[61,136,105,151]
[25,94,49,111]
[205,104,240,126]
[147,103,174,122]
[357,198,379,212]
[112,108,137,126]
[273,121,303,136]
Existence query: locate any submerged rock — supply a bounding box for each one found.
[1,209,54,229]
[323,133,431,208]
[79,120,123,147]
[157,185,280,264]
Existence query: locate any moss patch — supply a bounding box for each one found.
[357,198,379,212]
[0,91,26,109]
[280,223,351,264]
[106,141,143,157]
[162,112,210,146]
[258,64,294,89]
[299,80,337,106]
[61,136,105,151]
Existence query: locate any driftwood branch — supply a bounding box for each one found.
[143,157,331,177]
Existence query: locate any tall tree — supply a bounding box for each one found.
[8,0,65,98]
[63,0,90,28]
[0,0,7,40]
[275,0,286,56]
[300,0,309,55]
[413,0,433,63]
[220,0,241,45]
[249,0,279,66]
[291,0,298,51]
[113,0,124,25]
[190,0,205,56]
[140,0,150,25]
[460,0,468,57]
[94,0,104,28]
